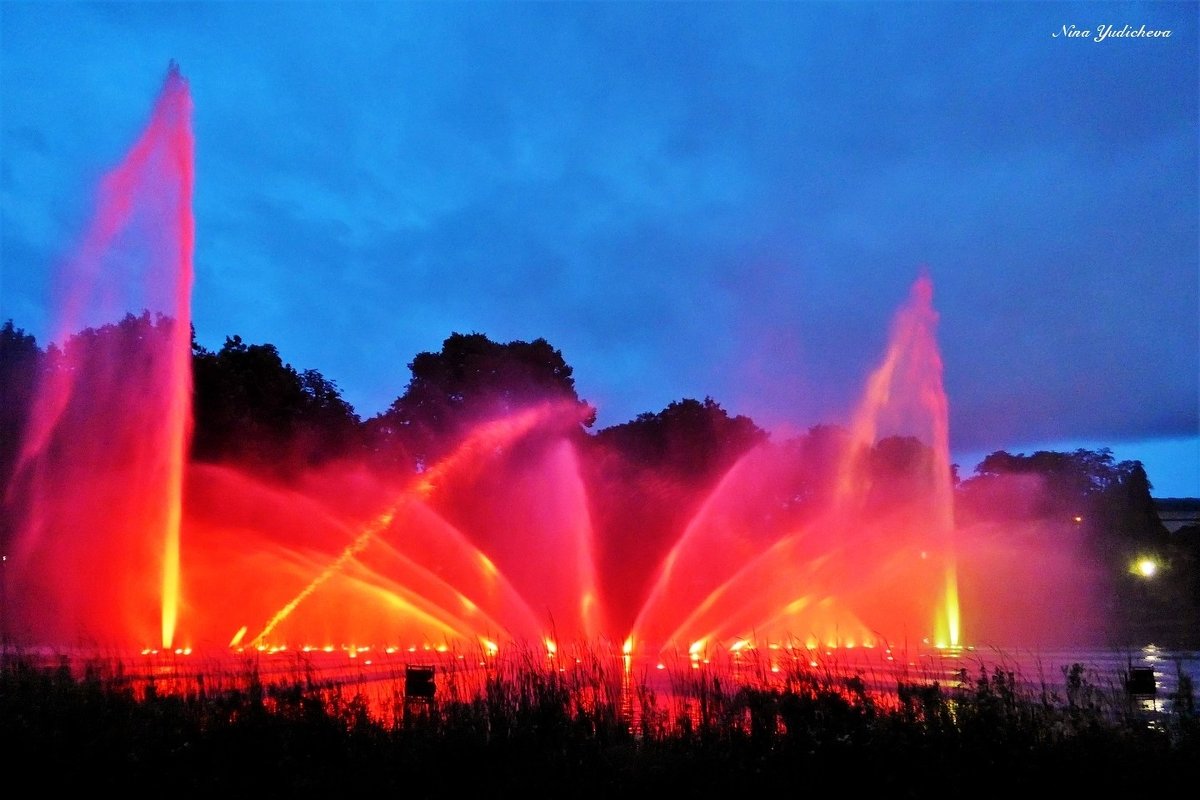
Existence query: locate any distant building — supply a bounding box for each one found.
[1154,497,1200,533]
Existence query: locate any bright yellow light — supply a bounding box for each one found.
[688,639,705,656]
[482,639,498,655]
[229,626,248,648]
[622,638,633,655]
[544,638,557,656]
[1133,557,1158,578]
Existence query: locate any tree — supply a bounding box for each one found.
[960,448,1146,521]
[192,334,360,474]
[585,397,767,631]
[0,321,41,491]
[369,332,594,470]
[592,397,767,481]
[956,447,1194,644]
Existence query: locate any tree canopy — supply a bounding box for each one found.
[0,320,41,489]
[192,333,360,474]
[368,332,595,470]
[593,397,767,481]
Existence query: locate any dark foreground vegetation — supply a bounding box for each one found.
[2,649,1196,795]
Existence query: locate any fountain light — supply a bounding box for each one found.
[1132,557,1159,578]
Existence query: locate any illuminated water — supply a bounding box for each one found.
[1,66,1147,685]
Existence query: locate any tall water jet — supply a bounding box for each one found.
[627,273,959,655]
[6,64,194,648]
[837,273,958,647]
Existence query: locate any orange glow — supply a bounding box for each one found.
[943,562,961,647]
[229,626,248,648]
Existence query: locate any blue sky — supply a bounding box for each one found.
[1,1,1196,495]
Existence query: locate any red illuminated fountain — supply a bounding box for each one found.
[6,63,193,650]
[7,65,979,664]
[626,274,959,659]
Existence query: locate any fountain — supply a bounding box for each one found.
[627,274,958,658]
[5,63,193,650]
[3,65,1113,666]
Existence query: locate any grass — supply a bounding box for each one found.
[2,641,1196,794]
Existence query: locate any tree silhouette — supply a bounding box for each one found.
[586,397,767,631]
[192,334,360,475]
[593,397,766,481]
[0,320,41,490]
[369,332,594,470]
